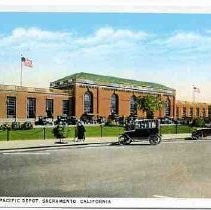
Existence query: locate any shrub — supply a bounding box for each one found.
[53,124,66,139]
[21,122,33,130]
[0,123,11,131]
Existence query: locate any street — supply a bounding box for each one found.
[0,139,211,198]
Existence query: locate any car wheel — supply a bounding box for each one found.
[192,132,199,140]
[149,134,161,145]
[124,136,132,145]
[118,135,131,145]
[192,131,202,140]
[118,135,126,145]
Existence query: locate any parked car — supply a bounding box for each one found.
[54,115,68,125]
[80,113,95,124]
[160,117,174,125]
[192,128,211,140]
[66,116,78,125]
[118,119,162,145]
[54,115,78,125]
[35,116,53,126]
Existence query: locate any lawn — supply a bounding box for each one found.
[160,125,195,134]
[0,125,196,141]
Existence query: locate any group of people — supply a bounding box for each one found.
[54,120,86,142]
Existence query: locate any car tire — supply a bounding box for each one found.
[124,136,132,145]
[118,135,131,145]
[192,131,203,140]
[149,134,161,145]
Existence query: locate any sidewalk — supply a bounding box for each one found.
[0,137,118,151]
[0,134,191,151]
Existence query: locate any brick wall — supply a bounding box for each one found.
[175,100,209,119]
[1,84,210,123]
[0,85,70,122]
[73,84,175,119]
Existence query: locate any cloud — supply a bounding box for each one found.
[1,27,71,42]
[76,27,149,47]
[167,32,203,45]
[1,26,211,102]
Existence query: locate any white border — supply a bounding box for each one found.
[0,0,211,13]
[1,0,211,209]
[1,197,211,208]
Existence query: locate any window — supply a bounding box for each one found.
[111,94,118,115]
[130,96,137,115]
[196,108,200,117]
[62,100,70,115]
[202,108,206,118]
[27,98,36,118]
[182,107,186,118]
[208,106,211,118]
[176,107,179,118]
[7,97,16,118]
[189,108,193,118]
[84,91,93,113]
[46,99,53,117]
[164,98,171,117]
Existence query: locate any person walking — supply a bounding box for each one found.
[76,121,86,142]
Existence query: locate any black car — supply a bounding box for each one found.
[118,119,161,145]
[35,116,53,126]
[66,116,78,125]
[54,115,68,125]
[192,128,211,140]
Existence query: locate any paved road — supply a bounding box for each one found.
[0,139,211,198]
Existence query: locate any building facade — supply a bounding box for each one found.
[51,72,176,119]
[175,100,209,119]
[0,72,210,123]
[0,85,70,123]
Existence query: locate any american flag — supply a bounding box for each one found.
[193,86,200,93]
[21,57,33,68]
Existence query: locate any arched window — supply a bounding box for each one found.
[130,95,137,115]
[84,91,93,113]
[164,98,171,117]
[111,94,118,115]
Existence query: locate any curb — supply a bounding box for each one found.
[0,137,192,152]
[0,141,116,152]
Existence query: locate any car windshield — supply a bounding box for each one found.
[135,120,158,129]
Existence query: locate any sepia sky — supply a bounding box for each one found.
[0,13,211,102]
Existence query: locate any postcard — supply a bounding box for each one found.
[0,0,211,209]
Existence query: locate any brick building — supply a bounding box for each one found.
[0,72,210,123]
[0,85,70,123]
[50,72,176,119]
[175,100,209,119]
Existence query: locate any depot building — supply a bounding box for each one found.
[0,72,209,123]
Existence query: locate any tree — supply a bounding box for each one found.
[191,117,205,127]
[136,95,164,119]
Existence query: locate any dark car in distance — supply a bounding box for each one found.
[118,119,162,145]
[192,128,211,140]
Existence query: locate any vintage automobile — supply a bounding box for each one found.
[118,119,162,145]
[191,128,211,140]
[35,116,53,126]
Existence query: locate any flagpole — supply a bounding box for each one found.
[20,55,23,87]
[192,85,195,103]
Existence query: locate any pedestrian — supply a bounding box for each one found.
[76,121,86,142]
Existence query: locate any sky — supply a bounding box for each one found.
[0,12,211,102]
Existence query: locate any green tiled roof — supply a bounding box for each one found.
[55,72,174,91]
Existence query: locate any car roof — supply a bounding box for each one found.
[135,119,158,122]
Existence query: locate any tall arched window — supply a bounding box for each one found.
[164,98,171,117]
[130,95,137,115]
[84,91,93,113]
[111,94,118,115]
